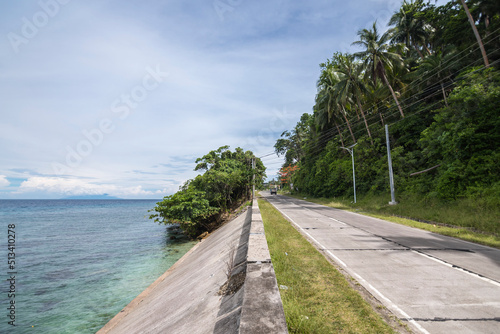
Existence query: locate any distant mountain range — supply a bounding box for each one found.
[62,194,121,200]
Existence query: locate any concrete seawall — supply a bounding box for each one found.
[98,199,287,333]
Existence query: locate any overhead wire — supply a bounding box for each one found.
[284,55,500,162]
[260,27,500,168]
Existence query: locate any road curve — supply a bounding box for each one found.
[262,193,500,334]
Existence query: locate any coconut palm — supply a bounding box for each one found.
[316,67,356,143]
[313,100,345,147]
[352,22,407,118]
[476,0,500,30]
[389,0,434,58]
[332,54,373,144]
[414,49,458,107]
[365,80,391,127]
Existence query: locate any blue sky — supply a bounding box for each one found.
[0,0,447,199]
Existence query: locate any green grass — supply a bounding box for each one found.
[258,198,396,334]
[287,192,500,249]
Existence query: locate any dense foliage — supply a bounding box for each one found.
[150,146,266,237]
[275,0,500,204]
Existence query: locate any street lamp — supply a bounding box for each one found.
[340,143,357,204]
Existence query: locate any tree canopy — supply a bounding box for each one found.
[150,146,265,237]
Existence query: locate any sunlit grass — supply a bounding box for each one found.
[258,198,395,334]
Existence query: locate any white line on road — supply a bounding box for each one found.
[287,196,500,288]
[329,217,346,225]
[414,250,500,288]
[266,198,431,334]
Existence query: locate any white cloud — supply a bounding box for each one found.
[1,0,425,198]
[0,175,10,187]
[17,177,162,198]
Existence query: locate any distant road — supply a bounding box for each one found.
[262,192,500,334]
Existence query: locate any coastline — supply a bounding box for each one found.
[97,199,288,333]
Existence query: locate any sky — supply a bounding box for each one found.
[0,0,447,199]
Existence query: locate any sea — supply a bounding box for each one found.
[0,199,197,334]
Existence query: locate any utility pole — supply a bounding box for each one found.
[385,125,397,205]
[340,143,357,204]
[252,158,255,200]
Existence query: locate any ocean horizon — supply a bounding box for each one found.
[0,199,196,333]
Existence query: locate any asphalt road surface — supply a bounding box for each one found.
[262,193,500,334]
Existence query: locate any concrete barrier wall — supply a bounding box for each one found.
[98,199,287,333]
[239,198,288,333]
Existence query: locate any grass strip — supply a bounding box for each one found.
[258,198,396,334]
[287,193,500,249]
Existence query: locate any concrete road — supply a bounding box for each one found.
[262,193,500,334]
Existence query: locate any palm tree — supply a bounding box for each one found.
[389,0,434,59]
[459,0,489,67]
[414,49,458,107]
[314,101,345,147]
[353,22,406,118]
[476,0,500,31]
[332,54,373,145]
[316,67,356,143]
[365,80,391,127]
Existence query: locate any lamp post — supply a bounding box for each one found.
[340,143,357,204]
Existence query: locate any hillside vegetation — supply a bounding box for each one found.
[273,0,500,234]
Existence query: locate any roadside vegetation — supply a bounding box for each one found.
[150,146,265,238]
[258,198,400,334]
[271,0,500,237]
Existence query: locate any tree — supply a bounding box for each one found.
[460,0,490,67]
[389,0,434,58]
[274,113,312,165]
[149,184,219,237]
[150,146,265,237]
[315,66,356,143]
[475,0,500,31]
[353,21,407,118]
[332,53,374,144]
[278,165,299,187]
[414,49,458,107]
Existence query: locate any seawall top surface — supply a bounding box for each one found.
[98,200,288,334]
[98,210,251,334]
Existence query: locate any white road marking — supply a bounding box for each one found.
[329,217,346,225]
[269,202,430,334]
[414,250,500,288]
[267,199,430,334]
[288,196,500,288]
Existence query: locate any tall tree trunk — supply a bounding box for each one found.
[424,44,432,56]
[341,106,356,143]
[334,121,344,147]
[356,97,374,145]
[379,112,385,127]
[460,0,490,68]
[353,105,360,120]
[414,44,425,60]
[382,72,405,118]
[440,82,449,107]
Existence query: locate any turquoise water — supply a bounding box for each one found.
[0,200,196,333]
